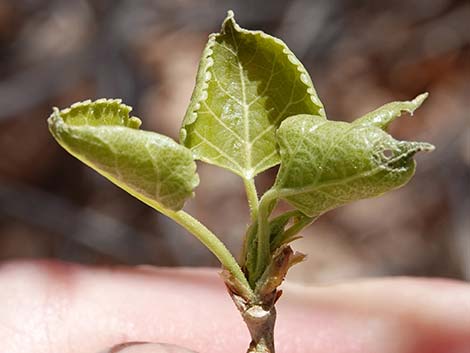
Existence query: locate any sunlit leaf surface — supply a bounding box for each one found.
[181,11,324,179]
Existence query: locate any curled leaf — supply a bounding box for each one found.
[48,99,199,211]
[181,10,324,179]
[273,94,435,217]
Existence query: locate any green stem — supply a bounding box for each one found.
[254,189,278,281]
[108,180,253,294]
[243,178,259,221]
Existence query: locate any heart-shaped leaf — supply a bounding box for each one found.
[48,99,199,211]
[273,94,434,216]
[180,11,324,179]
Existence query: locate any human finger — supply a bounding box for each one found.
[1,260,469,353]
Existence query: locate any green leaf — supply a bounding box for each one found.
[180,10,324,179]
[48,99,199,211]
[273,94,435,217]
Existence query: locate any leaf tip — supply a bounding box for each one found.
[48,106,60,122]
[399,92,429,119]
[410,92,429,114]
[221,9,238,33]
[47,107,64,135]
[387,141,435,170]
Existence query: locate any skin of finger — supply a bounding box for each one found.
[0,260,469,353]
[102,342,197,353]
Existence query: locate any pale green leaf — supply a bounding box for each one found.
[48,99,199,211]
[180,10,324,179]
[273,94,435,217]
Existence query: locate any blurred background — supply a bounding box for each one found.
[0,0,468,283]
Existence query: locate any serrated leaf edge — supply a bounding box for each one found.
[48,98,142,129]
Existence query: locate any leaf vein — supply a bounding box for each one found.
[200,104,245,143]
[252,149,277,172]
[193,130,244,172]
[211,70,244,106]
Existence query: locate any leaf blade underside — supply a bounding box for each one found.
[180,10,324,179]
[48,99,199,211]
[274,95,435,217]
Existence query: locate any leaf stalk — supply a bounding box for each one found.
[243,178,259,221]
[108,182,253,294]
[168,210,252,293]
[253,189,278,281]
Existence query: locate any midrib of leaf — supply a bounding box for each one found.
[211,39,265,177]
[206,53,309,178]
[237,53,252,175]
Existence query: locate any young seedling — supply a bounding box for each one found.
[48,11,434,353]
